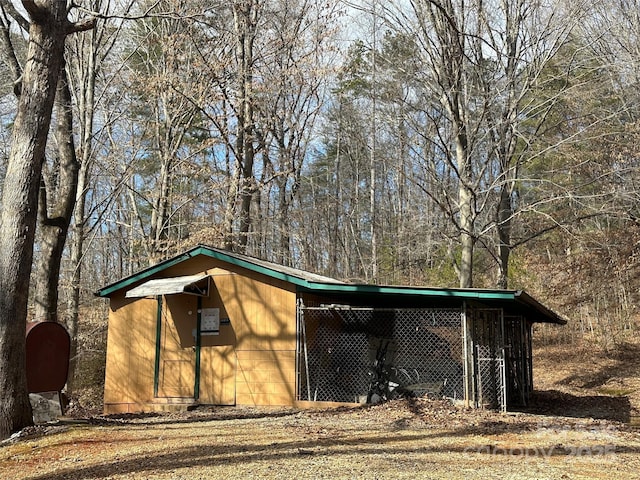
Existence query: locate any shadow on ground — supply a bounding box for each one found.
[515,389,631,423]
[93,405,300,426]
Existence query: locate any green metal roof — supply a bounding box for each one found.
[96,244,566,324]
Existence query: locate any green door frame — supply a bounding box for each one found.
[194,296,202,400]
[153,294,202,400]
[153,295,162,397]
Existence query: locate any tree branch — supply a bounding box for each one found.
[20,0,47,23]
[0,5,22,95]
[67,17,96,34]
[0,0,29,32]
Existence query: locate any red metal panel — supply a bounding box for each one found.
[25,321,71,393]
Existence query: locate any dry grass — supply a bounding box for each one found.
[533,339,640,420]
[2,339,640,480]
[1,401,638,480]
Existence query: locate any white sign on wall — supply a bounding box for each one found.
[201,308,220,335]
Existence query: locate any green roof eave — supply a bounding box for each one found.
[515,290,567,325]
[296,283,567,324]
[96,245,517,302]
[95,245,339,298]
[296,282,517,300]
[96,247,207,297]
[195,246,334,289]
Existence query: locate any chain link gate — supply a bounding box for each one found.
[504,315,533,407]
[297,305,465,404]
[470,309,507,411]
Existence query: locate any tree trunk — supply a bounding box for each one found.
[0,1,94,440]
[0,1,68,439]
[456,111,474,289]
[148,155,172,265]
[65,40,96,396]
[65,163,87,395]
[33,63,80,323]
[496,184,513,289]
[458,170,474,288]
[233,1,258,252]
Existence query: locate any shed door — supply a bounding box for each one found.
[158,295,197,398]
[198,278,237,405]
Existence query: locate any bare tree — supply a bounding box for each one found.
[123,2,209,264]
[63,0,136,394]
[183,0,341,260]
[252,0,338,265]
[33,62,79,323]
[0,0,94,439]
[224,0,260,251]
[378,0,587,288]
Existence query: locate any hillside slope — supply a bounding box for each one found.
[532,339,640,425]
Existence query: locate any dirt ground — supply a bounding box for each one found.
[2,341,640,480]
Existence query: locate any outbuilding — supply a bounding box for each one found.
[96,245,565,414]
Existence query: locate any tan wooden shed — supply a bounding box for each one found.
[97,245,565,414]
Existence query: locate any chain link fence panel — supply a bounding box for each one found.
[298,307,465,404]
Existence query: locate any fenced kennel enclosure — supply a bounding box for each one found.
[297,303,534,411]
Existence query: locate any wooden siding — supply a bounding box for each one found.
[103,257,297,413]
[103,294,157,411]
[199,345,235,405]
[235,350,296,405]
[211,273,297,406]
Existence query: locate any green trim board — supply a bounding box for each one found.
[194,296,202,400]
[295,285,566,324]
[153,296,162,397]
[96,244,566,325]
[296,282,515,299]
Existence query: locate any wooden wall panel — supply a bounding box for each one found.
[235,350,296,405]
[199,346,236,405]
[213,273,296,352]
[103,294,157,408]
[210,271,297,406]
